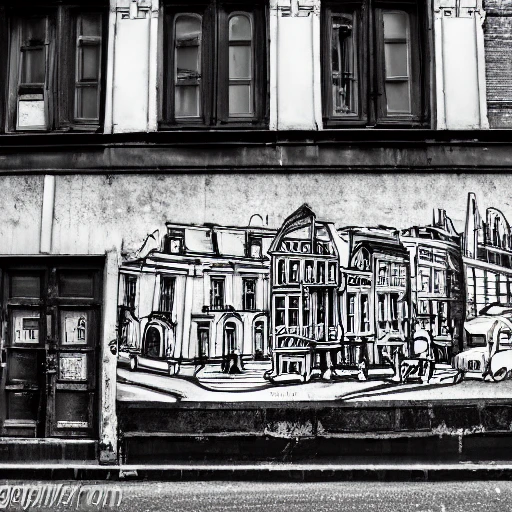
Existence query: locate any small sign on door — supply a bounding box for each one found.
[61,311,88,344]
[59,353,87,381]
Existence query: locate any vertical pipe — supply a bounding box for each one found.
[269,0,278,129]
[40,175,55,254]
[312,0,322,129]
[104,0,117,133]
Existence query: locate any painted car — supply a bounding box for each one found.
[453,314,512,381]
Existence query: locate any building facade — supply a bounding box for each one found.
[118,222,275,377]
[0,0,511,466]
[400,210,465,362]
[338,227,409,372]
[463,193,512,320]
[266,205,344,382]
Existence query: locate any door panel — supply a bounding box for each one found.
[48,303,100,437]
[0,259,103,439]
[4,301,45,437]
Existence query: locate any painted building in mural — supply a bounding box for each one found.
[400,210,465,361]
[0,0,512,467]
[463,193,512,320]
[265,205,345,383]
[118,221,276,377]
[337,227,410,372]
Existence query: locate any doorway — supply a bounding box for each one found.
[1,258,103,438]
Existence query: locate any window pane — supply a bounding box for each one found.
[176,46,200,75]
[58,271,95,297]
[229,15,251,41]
[331,14,358,116]
[385,43,408,77]
[11,274,41,298]
[79,45,100,81]
[385,82,410,113]
[174,15,201,118]
[75,87,99,119]
[229,85,252,115]
[229,46,251,79]
[21,49,45,83]
[8,351,38,382]
[7,392,39,420]
[383,12,407,40]
[22,17,46,45]
[175,85,200,116]
[79,13,102,37]
[175,15,201,41]
[55,392,88,423]
[383,11,411,115]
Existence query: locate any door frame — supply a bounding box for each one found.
[0,256,104,439]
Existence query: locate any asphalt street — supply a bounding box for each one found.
[5,480,512,512]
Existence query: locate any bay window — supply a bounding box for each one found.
[322,0,428,127]
[5,3,106,132]
[163,0,267,128]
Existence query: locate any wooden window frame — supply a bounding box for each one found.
[242,277,257,311]
[124,275,137,310]
[161,0,268,130]
[159,275,175,313]
[321,0,430,128]
[3,2,107,133]
[210,277,225,308]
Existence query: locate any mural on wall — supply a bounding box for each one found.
[114,192,512,403]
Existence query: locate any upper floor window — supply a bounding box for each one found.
[164,228,185,254]
[124,275,137,310]
[243,278,256,310]
[322,0,428,127]
[159,276,175,312]
[210,277,225,309]
[289,261,299,283]
[277,259,286,285]
[6,5,105,132]
[162,1,267,128]
[248,236,262,258]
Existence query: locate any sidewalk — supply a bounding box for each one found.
[2,460,512,481]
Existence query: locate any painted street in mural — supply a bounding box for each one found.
[113,192,512,403]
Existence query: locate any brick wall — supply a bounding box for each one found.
[484,0,512,127]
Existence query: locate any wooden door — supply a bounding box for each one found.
[1,259,103,438]
[2,268,46,437]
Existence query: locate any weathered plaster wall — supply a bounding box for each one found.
[2,173,512,257]
[0,176,44,255]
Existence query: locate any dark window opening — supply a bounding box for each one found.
[124,275,137,310]
[210,278,225,309]
[322,0,428,127]
[6,5,106,132]
[144,327,161,358]
[243,278,256,310]
[159,276,175,313]
[163,0,267,128]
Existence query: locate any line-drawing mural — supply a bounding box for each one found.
[114,192,512,403]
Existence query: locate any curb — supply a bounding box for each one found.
[1,463,512,481]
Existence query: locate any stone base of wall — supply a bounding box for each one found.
[118,403,512,464]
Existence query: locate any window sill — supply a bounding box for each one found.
[322,120,431,129]
[6,125,103,135]
[158,122,269,131]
